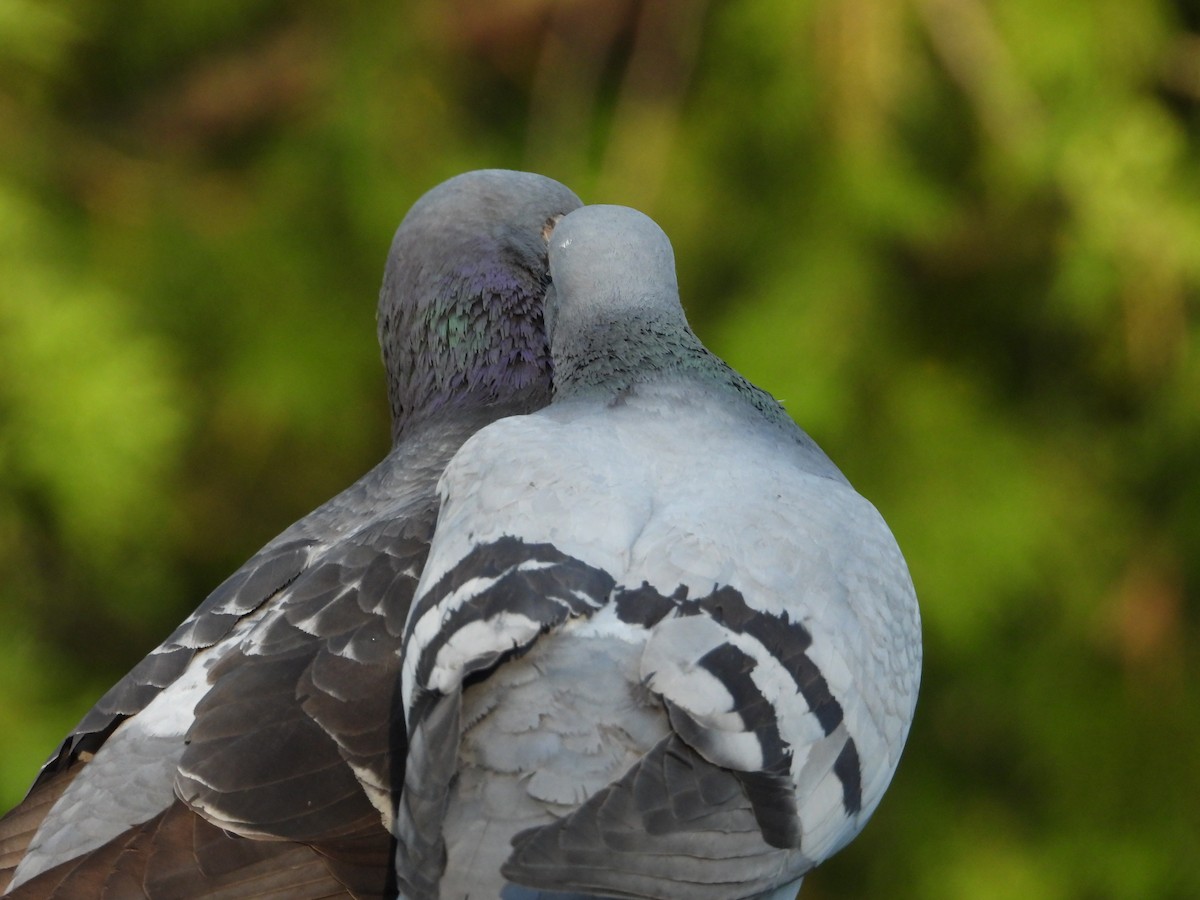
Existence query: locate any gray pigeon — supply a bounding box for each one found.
[0,170,583,898]
[395,205,922,898]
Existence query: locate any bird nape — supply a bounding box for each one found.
[0,193,920,900]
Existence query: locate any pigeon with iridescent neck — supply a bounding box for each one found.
[397,204,921,899]
[0,170,582,899]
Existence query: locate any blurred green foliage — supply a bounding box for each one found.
[1,1,1198,897]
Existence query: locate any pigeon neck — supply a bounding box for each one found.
[383,276,552,444]
[551,309,713,397]
[551,309,800,434]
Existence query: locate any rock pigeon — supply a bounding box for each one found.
[0,169,583,897]
[395,205,922,898]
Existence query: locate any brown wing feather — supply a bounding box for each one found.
[3,801,392,899]
[0,762,87,892]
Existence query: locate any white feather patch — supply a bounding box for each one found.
[427,611,543,694]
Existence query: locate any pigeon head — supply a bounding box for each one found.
[545,204,702,394]
[545,204,679,335]
[378,169,582,440]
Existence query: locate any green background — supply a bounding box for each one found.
[1,2,1197,897]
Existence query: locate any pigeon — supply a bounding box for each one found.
[394,205,922,899]
[0,169,583,898]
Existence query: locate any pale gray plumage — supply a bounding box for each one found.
[395,205,921,899]
[0,170,583,898]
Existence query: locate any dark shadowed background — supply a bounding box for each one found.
[1,2,1198,897]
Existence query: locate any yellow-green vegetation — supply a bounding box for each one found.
[1,3,1197,897]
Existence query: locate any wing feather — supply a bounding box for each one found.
[3,801,392,899]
